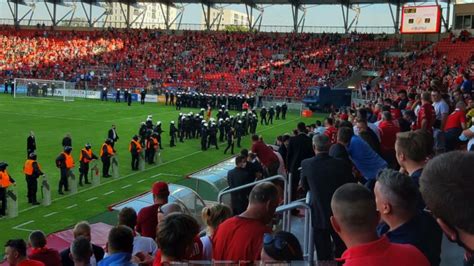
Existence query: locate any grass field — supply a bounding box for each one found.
[0,94,321,246]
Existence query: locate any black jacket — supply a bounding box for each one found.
[60,244,104,266]
[27,136,36,151]
[227,167,254,215]
[287,133,314,174]
[108,129,119,142]
[301,153,354,229]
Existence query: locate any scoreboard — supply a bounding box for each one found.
[400,5,442,34]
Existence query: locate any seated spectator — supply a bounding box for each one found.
[337,126,387,184]
[251,135,280,176]
[60,221,105,266]
[261,231,303,262]
[99,226,135,266]
[117,207,158,257]
[420,152,474,264]
[227,155,254,215]
[374,169,442,265]
[444,101,466,151]
[154,213,200,266]
[300,134,354,260]
[4,239,44,266]
[27,231,61,266]
[200,204,233,260]
[136,181,169,239]
[460,120,474,151]
[330,183,429,266]
[378,111,400,168]
[70,236,93,266]
[213,182,279,261]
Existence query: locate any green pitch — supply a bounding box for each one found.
[0,94,322,246]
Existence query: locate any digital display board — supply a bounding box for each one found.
[401,5,441,34]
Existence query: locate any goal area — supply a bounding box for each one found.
[13,78,76,102]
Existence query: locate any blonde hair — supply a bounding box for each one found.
[201,203,232,229]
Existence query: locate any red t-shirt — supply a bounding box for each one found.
[18,259,45,266]
[324,126,338,144]
[136,203,161,239]
[378,121,400,153]
[251,141,278,168]
[416,103,435,133]
[444,109,466,131]
[28,248,61,266]
[340,113,349,121]
[338,236,429,266]
[212,216,271,262]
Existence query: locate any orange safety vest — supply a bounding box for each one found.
[62,152,75,169]
[0,170,12,188]
[129,140,142,153]
[23,159,42,175]
[100,143,114,157]
[146,138,158,150]
[79,148,93,163]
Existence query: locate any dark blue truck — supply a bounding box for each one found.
[302,86,352,112]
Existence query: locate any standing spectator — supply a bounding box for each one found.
[99,226,134,266]
[4,239,44,266]
[242,150,264,181]
[395,131,431,186]
[136,182,169,239]
[461,73,473,95]
[200,204,233,260]
[374,169,442,265]
[60,221,105,266]
[27,231,61,266]
[324,117,338,144]
[444,101,466,151]
[287,122,314,201]
[416,92,435,133]
[70,236,93,266]
[420,152,474,264]
[117,207,157,257]
[277,134,290,168]
[330,184,429,266]
[378,111,400,168]
[154,213,200,266]
[431,90,449,132]
[226,155,254,215]
[251,135,280,176]
[300,134,354,260]
[213,182,279,261]
[355,118,381,155]
[27,131,36,158]
[260,232,303,262]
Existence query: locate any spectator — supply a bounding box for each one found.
[213,182,279,261]
[117,207,158,257]
[324,117,338,144]
[277,134,291,168]
[287,122,314,201]
[99,226,134,266]
[330,183,429,266]
[337,126,387,183]
[245,151,264,181]
[444,101,466,151]
[461,73,473,95]
[460,120,474,151]
[70,236,93,266]
[416,92,435,133]
[314,120,326,135]
[374,169,442,265]
[200,204,233,260]
[378,111,400,168]
[227,155,254,215]
[136,181,169,239]
[251,135,280,176]
[431,90,449,132]
[260,231,303,262]
[355,118,381,155]
[4,239,44,266]
[300,134,354,260]
[60,221,105,266]
[27,231,61,266]
[154,213,200,266]
[395,130,431,186]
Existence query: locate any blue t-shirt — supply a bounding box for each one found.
[461,79,472,94]
[347,135,387,180]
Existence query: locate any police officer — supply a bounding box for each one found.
[100,139,115,178]
[275,104,282,120]
[0,162,15,216]
[23,153,43,205]
[165,90,170,105]
[268,106,275,125]
[123,89,129,104]
[153,121,164,150]
[201,122,208,151]
[139,122,147,146]
[176,93,181,110]
[62,133,72,148]
[218,118,225,142]
[260,107,268,125]
[27,131,36,157]
[78,144,98,186]
[129,135,142,171]
[146,134,159,164]
[224,128,235,155]
[140,89,146,105]
[146,115,154,130]
[282,102,288,120]
[236,120,243,148]
[208,123,219,150]
[56,146,74,195]
[127,90,132,106]
[170,91,175,106]
[115,89,121,103]
[169,121,177,147]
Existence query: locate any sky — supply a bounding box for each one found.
[0,0,452,32]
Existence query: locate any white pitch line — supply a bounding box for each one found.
[66,204,78,209]
[43,212,58,217]
[137,179,146,183]
[104,191,115,196]
[13,220,35,229]
[86,197,98,202]
[121,184,132,189]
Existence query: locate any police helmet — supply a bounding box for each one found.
[64,146,73,152]
[85,143,91,149]
[29,152,37,160]
[156,121,162,126]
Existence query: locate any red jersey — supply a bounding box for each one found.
[28,248,61,266]
[444,109,466,131]
[390,108,402,121]
[338,236,429,266]
[416,103,435,133]
[324,126,338,144]
[340,113,349,121]
[18,259,45,266]
[136,204,162,239]
[251,141,278,168]
[152,237,203,266]
[378,121,400,153]
[212,216,271,262]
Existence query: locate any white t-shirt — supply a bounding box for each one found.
[133,235,158,256]
[433,100,449,120]
[467,126,474,151]
[200,235,213,260]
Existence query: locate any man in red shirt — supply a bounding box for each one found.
[4,239,45,266]
[378,111,400,168]
[416,92,435,133]
[251,135,279,176]
[444,101,467,151]
[27,231,61,266]
[136,181,169,239]
[213,182,279,262]
[330,183,429,266]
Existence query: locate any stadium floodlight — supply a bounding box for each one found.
[14,78,75,102]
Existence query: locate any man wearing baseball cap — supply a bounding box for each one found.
[136,182,169,239]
